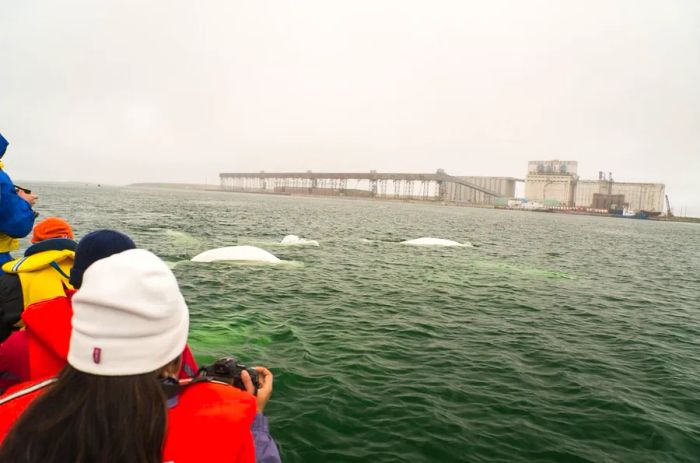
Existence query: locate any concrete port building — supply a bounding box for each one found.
[525,160,665,212]
[524,161,579,206]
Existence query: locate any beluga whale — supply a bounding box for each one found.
[191,245,281,263]
[400,237,472,247]
[280,235,319,246]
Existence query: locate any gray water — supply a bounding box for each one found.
[28,183,700,462]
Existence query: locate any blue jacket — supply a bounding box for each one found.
[0,133,37,269]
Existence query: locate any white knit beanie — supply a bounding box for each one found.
[68,249,189,375]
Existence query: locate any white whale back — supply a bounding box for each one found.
[280,235,319,246]
[401,237,469,247]
[191,245,281,263]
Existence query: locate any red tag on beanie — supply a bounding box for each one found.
[93,347,102,364]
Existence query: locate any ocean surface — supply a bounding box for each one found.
[27,183,700,463]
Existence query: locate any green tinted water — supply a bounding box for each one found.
[30,184,700,462]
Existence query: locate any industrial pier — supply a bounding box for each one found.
[219,171,518,205]
[218,161,668,215]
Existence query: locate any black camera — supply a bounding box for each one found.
[199,357,259,394]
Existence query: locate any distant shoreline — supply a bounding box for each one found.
[129,182,700,223]
[129,182,220,191]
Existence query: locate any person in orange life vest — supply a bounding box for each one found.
[0,230,198,393]
[0,249,273,463]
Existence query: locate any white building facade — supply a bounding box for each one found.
[575,180,665,212]
[525,161,665,212]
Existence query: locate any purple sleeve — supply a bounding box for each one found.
[251,413,282,463]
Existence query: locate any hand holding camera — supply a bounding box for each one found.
[243,366,273,413]
[15,185,38,207]
[198,357,274,413]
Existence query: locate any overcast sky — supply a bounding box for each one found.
[2,0,699,214]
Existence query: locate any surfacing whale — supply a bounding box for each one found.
[191,245,281,263]
[401,237,471,247]
[280,235,319,246]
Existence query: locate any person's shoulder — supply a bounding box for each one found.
[181,381,256,407]
[22,295,72,324]
[164,382,257,462]
[0,272,20,307]
[0,171,16,195]
[175,381,257,424]
[0,272,19,291]
[0,377,54,437]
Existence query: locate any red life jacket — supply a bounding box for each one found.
[23,295,72,380]
[163,381,257,463]
[0,331,28,391]
[0,293,68,391]
[0,379,257,463]
[0,377,54,440]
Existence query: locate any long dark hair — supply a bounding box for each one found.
[0,365,167,463]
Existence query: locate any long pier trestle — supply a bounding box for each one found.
[219,171,505,203]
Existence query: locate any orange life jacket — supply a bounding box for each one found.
[0,379,257,463]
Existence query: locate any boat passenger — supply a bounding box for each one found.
[0,249,277,463]
[0,133,38,272]
[0,230,197,391]
[0,217,76,343]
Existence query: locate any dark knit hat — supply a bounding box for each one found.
[70,230,136,288]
